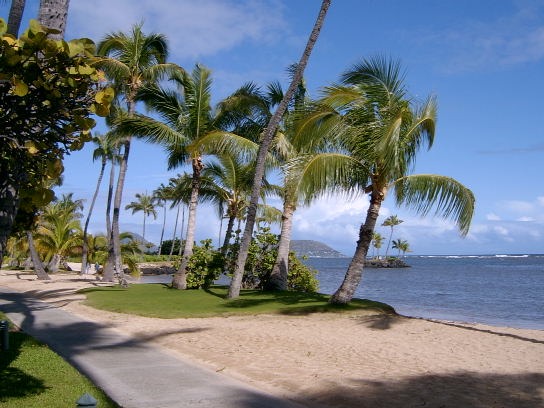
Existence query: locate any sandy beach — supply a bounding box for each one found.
[1,269,543,408]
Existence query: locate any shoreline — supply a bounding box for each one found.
[1,269,543,407]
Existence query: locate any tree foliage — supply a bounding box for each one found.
[0,19,113,263]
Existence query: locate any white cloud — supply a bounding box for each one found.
[517,216,535,222]
[486,213,501,221]
[67,0,288,61]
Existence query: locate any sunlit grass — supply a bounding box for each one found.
[80,284,396,318]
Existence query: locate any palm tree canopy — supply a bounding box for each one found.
[125,193,157,219]
[295,56,475,235]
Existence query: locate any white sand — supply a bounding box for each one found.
[1,269,543,407]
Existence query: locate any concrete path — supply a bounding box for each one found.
[0,287,305,408]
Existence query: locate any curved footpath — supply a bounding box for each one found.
[0,287,304,408]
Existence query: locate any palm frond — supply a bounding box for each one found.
[392,174,475,235]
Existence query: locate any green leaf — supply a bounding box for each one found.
[0,18,7,36]
[13,77,29,96]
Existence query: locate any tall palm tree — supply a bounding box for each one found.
[38,0,70,40]
[114,64,254,289]
[228,0,332,299]
[96,23,178,281]
[382,215,403,258]
[152,184,170,256]
[372,232,384,259]
[81,134,118,275]
[296,56,475,304]
[125,193,157,241]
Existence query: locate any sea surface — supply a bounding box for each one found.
[139,254,544,330]
[304,254,544,330]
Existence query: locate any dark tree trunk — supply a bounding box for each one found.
[172,157,203,289]
[329,189,384,304]
[38,0,70,40]
[0,182,19,269]
[221,214,236,255]
[7,0,27,37]
[26,231,50,280]
[168,204,180,260]
[228,0,331,298]
[106,158,115,240]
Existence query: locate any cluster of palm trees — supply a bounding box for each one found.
[371,215,410,259]
[4,0,475,305]
[80,21,474,304]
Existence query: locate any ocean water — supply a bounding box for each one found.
[304,254,544,330]
[139,254,544,330]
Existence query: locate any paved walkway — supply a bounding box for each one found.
[0,287,305,408]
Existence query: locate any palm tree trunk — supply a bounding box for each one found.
[168,203,180,260]
[47,253,61,273]
[329,189,384,304]
[221,214,236,255]
[157,204,166,255]
[385,227,393,258]
[105,159,115,240]
[142,213,146,241]
[7,0,26,37]
[228,0,331,299]
[104,138,131,281]
[178,205,185,257]
[81,157,106,274]
[267,199,296,291]
[38,0,70,40]
[172,158,203,289]
[26,231,50,280]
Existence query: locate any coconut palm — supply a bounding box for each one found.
[81,133,119,275]
[114,64,255,289]
[228,0,331,299]
[125,193,157,242]
[392,238,410,257]
[96,23,179,281]
[152,184,170,256]
[296,56,475,304]
[6,0,26,36]
[382,215,403,258]
[372,232,383,259]
[34,193,83,273]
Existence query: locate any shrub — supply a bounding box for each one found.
[174,240,223,289]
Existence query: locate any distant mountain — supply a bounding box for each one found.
[290,240,347,258]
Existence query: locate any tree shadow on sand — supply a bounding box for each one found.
[300,371,544,408]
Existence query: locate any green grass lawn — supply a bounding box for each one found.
[0,313,119,408]
[80,284,396,318]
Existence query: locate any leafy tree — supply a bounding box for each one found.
[382,215,403,257]
[228,0,331,299]
[125,193,157,241]
[0,19,112,266]
[96,22,178,281]
[296,56,475,304]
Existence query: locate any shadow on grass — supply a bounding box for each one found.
[0,332,47,400]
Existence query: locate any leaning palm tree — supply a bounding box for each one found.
[96,23,179,282]
[296,56,475,304]
[382,215,403,258]
[125,193,157,241]
[228,0,332,299]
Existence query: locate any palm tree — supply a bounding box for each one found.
[125,193,157,241]
[96,23,178,281]
[114,64,255,289]
[382,215,403,258]
[296,56,475,304]
[372,232,383,259]
[228,0,331,299]
[392,238,410,257]
[38,0,70,40]
[152,184,170,256]
[81,134,118,275]
[35,193,83,273]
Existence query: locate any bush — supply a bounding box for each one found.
[287,253,319,292]
[174,240,223,289]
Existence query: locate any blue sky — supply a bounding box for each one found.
[3,0,544,255]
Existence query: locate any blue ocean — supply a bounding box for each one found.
[304,254,544,330]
